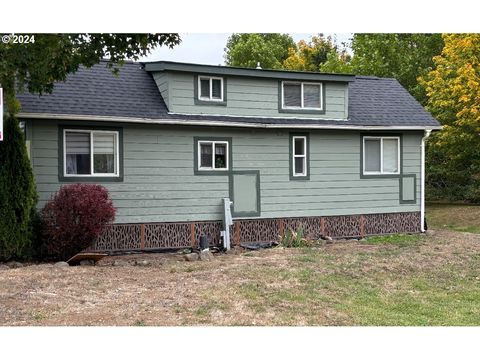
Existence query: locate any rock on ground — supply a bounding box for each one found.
[199,250,213,262]
[135,260,150,266]
[184,253,199,262]
[113,260,129,266]
[80,259,95,266]
[6,261,24,269]
[54,261,70,267]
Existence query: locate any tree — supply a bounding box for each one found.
[0,114,38,260]
[224,33,296,69]
[0,33,180,259]
[321,34,444,104]
[420,34,480,202]
[283,34,347,72]
[0,33,180,114]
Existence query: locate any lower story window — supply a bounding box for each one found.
[363,136,400,175]
[198,140,229,171]
[64,129,119,177]
[290,133,309,180]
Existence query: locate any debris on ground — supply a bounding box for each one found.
[67,252,108,266]
[240,242,278,250]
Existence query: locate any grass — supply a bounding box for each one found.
[365,233,424,247]
[427,203,480,233]
[2,228,480,326]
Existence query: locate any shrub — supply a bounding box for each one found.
[279,225,314,248]
[41,184,115,260]
[0,114,38,261]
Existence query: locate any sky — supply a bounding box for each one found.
[141,33,353,65]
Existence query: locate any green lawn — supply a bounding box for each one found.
[427,203,480,233]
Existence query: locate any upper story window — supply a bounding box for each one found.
[363,136,400,175]
[198,76,224,102]
[282,82,323,110]
[64,129,119,177]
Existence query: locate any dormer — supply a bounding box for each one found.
[143,61,355,120]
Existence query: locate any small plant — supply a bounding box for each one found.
[279,225,314,247]
[41,183,116,260]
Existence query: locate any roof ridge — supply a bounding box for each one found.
[355,75,398,81]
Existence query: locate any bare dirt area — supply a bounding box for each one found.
[1,229,480,326]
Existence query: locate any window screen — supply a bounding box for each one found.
[383,138,399,173]
[211,79,222,99]
[200,143,213,168]
[200,79,210,98]
[283,83,301,107]
[93,133,115,174]
[215,143,227,169]
[303,84,321,108]
[65,132,90,174]
[364,139,381,173]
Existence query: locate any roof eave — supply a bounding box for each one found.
[142,61,355,83]
[18,112,442,131]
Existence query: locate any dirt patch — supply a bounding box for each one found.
[1,230,480,326]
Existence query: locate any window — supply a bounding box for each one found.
[282,82,323,110]
[198,76,224,101]
[363,136,400,175]
[197,140,229,171]
[290,134,309,180]
[64,129,119,177]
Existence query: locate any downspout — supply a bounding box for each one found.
[420,129,432,232]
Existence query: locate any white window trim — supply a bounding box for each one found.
[362,136,401,175]
[198,76,224,102]
[281,81,323,110]
[292,135,308,177]
[63,129,120,177]
[197,140,229,171]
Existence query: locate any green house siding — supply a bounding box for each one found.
[152,72,170,109]
[161,72,348,119]
[29,119,422,224]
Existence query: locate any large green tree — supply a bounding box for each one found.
[321,34,444,104]
[224,33,296,69]
[0,33,180,114]
[420,34,480,202]
[0,33,180,260]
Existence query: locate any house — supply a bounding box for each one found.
[17,60,441,251]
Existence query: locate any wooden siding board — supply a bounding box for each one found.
[29,121,422,224]
[167,73,347,119]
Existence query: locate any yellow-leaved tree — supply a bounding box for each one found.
[420,34,480,202]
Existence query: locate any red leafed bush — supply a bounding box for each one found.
[41,184,116,260]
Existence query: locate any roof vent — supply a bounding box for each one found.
[256,62,262,69]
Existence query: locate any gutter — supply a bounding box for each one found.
[420,129,432,232]
[18,112,443,131]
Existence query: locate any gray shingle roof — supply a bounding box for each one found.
[17,61,440,128]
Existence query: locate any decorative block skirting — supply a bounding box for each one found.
[88,212,421,252]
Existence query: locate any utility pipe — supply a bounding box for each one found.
[421,129,432,232]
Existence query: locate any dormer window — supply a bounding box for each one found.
[281,81,323,111]
[198,76,224,102]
